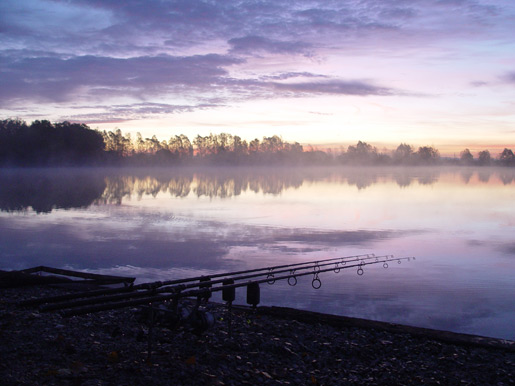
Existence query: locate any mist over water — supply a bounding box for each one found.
[1,166,514,340]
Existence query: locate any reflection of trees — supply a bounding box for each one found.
[97,176,136,205]
[345,171,378,190]
[459,170,474,184]
[98,169,308,201]
[342,168,442,189]
[417,169,440,185]
[477,170,491,183]
[194,171,304,198]
[100,167,499,202]
[4,168,511,213]
[498,170,515,185]
[194,175,238,198]
[392,172,414,188]
[0,169,106,213]
[167,176,192,197]
[96,167,512,201]
[98,174,193,204]
[249,173,303,195]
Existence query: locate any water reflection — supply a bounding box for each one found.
[0,166,514,339]
[460,169,474,184]
[98,174,193,204]
[95,167,515,202]
[98,168,306,203]
[1,167,514,213]
[499,171,515,185]
[0,169,105,213]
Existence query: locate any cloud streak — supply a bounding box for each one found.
[0,53,240,103]
[229,35,313,56]
[271,80,395,96]
[501,71,515,84]
[0,49,397,121]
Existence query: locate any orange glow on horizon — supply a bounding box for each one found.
[305,142,515,158]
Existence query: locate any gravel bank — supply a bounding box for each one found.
[1,286,513,385]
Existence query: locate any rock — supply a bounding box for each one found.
[0,285,513,385]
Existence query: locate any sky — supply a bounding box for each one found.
[1,0,515,154]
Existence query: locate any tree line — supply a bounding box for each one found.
[1,119,514,167]
[0,119,104,166]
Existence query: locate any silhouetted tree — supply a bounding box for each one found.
[6,118,515,167]
[460,149,474,165]
[217,133,232,153]
[0,118,29,164]
[193,135,209,157]
[0,119,103,165]
[393,143,414,165]
[499,148,515,166]
[180,135,193,158]
[103,129,133,157]
[154,148,176,164]
[233,135,248,157]
[478,150,491,166]
[146,135,164,154]
[261,135,284,153]
[135,132,146,153]
[248,138,260,154]
[415,146,439,165]
[345,141,379,165]
[57,121,104,162]
[167,134,193,162]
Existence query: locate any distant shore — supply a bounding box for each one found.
[3,119,515,168]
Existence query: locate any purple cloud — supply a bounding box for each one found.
[2,0,505,59]
[260,72,328,81]
[1,0,513,125]
[501,72,515,84]
[229,36,312,56]
[62,102,220,124]
[271,80,395,96]
[470,81,488,87]
[0,54,242,103]
[0,45,396,113]
[379,7,417,20]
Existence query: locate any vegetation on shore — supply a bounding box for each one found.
[1,118,514,167]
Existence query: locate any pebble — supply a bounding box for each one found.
[1,286,514,385]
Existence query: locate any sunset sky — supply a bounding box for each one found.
[1,0,514,155]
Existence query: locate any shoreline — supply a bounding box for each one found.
[249,305,515,352]
[1,285,513,385]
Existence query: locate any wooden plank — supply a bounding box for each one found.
[18,266,135,284]
[0,270,72,288]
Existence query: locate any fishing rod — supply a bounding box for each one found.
[39,254,389,312]
[157,254,394,293]
[59,255,414,317]
[26,253,375,307]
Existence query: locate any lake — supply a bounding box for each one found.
[1,166,514,340]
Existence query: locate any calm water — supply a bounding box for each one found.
[1,166,514,340]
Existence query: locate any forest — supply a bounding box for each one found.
[1,118,514,167]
